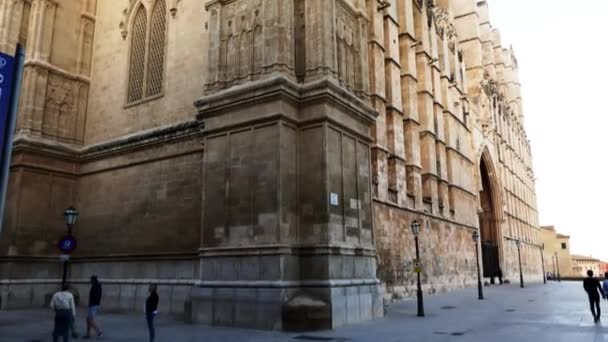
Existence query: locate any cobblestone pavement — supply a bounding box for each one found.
[1,281,606,342]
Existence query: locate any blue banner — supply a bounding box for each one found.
[0,52,16,159]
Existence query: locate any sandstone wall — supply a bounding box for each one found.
[77,134,203,255]
[85,0,207,145]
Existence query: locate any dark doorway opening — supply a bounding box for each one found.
[479,156,500,278]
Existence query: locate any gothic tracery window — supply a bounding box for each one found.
[127,0,167,105]
[147,0,167,97]
[128,6,147,103]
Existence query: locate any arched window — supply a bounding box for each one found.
[147,0,167,97]
[127,0,167,104]
[128,6,147,103]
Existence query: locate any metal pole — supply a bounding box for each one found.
[541,248,546,284]
[62,224,73,287]
[475,240,484,299]
[415,235,425,317]
[555,253,561,282]
[518,244,524,288]
[61,260,68,287]
[0,44,25,234]
[552,255,556,280]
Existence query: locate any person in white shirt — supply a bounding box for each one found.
[49,284,76,342]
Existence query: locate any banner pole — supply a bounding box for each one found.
[0,44,25,234]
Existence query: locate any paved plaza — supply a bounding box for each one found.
[1,281,607,342]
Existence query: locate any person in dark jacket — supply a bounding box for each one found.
[497,267,504,285]
[145,284,159,342]
[583,270,605,323]
[84,275,103,338]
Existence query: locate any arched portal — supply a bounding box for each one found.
[478,152,501,278]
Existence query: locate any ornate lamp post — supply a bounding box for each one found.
[410,220,424,317]
[516,240,524,288]
[472,230,484,299]
[60,206,79,287]
[555,252,561,282]
[540,243,546,284]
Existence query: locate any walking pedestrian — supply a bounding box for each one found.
[603,272,608,301]
[497,267,504,285]
[84,275,103,339]
[583,270,605,323]
[145,284,159,342]
[50,284,76,342]
[69,313,79,339]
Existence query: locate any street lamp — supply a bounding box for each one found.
[410,220,424,317]
[60,206,79,287]
[540,243,546,284]
[64,206,78,231]
[472,230,484,299]
[555,252,561,282]
[516,240,524,288]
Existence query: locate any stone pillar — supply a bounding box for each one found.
[0,0,28,54]
[477,1,495,78]
[430,26,449,216]
[191,0,382,331]
[383,0,407,206]
[452,0,483,103]
[367,0,389,201]
[397,0,422,209]
[414,1,438,213]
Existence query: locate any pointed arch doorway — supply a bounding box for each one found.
[478,152,501,279]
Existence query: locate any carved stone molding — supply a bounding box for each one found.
[41,72,88,143]
[434,7,457,48]
[426,0,435,28]
[203,0,369,101]
[169,0,181,17]
[205,0,270,92]
[119,0,139,39]
[377,0,390,11]
[481,70,498,97]
[303,0,370,99]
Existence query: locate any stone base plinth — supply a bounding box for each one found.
[190,283,383,331]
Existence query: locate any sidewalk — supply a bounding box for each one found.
[0,282,605,341]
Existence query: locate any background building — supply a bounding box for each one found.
[0,0,543,330]
[600,262,608,276]
[541,225,574,277]
[571,255,602,277]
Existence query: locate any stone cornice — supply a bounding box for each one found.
[24,59,90,84]
[0,252,198,263]
[12,120,203,163]
[196,74,378,125]
[81,120,203,160]
[193,278,380,288]
[447,183,477,198]
[373,197,478,230]
[0,278,197,286]
[198,245,377,257]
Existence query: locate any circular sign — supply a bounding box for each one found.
[58,235,77,254]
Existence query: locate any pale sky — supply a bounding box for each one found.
[487,0,608,260]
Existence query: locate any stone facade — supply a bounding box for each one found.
[0,0,542,331]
